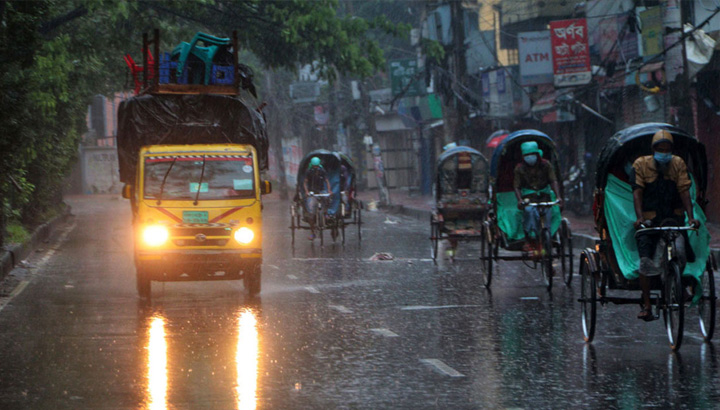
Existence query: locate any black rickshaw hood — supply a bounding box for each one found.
[490,129,556,180]
[594,123,706,193]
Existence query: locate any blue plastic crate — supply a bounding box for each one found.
[211,65,234,85]
[158,53,187,84]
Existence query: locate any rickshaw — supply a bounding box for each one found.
[290,150,362,247]
[430,146,490,263]
[481,130,574,291]
[337,152,363,242]
[579,123,715,351]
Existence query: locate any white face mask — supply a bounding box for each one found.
[524,154,538,166]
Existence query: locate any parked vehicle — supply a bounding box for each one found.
[563,162,592,216]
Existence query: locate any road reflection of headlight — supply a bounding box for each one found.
[234,227,254,244]
[143,225,169,247]
[236,309,258,410]
[147,315,167,410]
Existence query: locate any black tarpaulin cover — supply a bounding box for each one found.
[116,94,268,183]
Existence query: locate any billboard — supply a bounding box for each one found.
[518,31,553,85]
[550,18,591,87]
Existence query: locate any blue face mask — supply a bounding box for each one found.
[524,154,538,166]
[654,152,672,164]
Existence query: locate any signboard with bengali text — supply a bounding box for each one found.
[550,18,591,87]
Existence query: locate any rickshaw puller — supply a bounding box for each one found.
[631,130,699,321]
[513,141,562,254]
[304,156,332,240]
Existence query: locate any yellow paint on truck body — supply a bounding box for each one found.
[131,144,263,280]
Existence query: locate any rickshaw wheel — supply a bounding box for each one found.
[664,261,685,351]
[541,228,553,291]
[340,214,346,246]
[560,220,573,286]
[579,254,596,342]
[290,205,296,247]
[430,215,439,265]
[316,210,324,246]
[480,223,493,289]
[330,217,338,242]
[699,257,716,341]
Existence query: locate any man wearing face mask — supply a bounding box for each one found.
[513,141,563,253]
[630,130,699,321]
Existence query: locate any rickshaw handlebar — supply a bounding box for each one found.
[524,200,560,208]
[308,192,332,198]
[634,225,698,237]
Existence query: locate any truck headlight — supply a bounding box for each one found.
[234,227,254,244]
[143,225,169,246]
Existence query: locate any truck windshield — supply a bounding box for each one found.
[143,155,255,201]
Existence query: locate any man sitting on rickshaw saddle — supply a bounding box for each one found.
[631,130,699,320]
[513,141,563,254]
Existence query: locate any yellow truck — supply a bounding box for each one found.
[117,94,270,299]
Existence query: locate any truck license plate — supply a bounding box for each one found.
[183,211,209,224]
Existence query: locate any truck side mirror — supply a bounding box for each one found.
[122,184,132,199]
[261,180,272,195]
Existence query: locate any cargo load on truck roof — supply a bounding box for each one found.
[116,93,268,184]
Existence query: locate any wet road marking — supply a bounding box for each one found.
[370,328,399,337]
[0,222,76,314]
[287,274,299,280]
[420,359,465,378]
[329,305,353,314]
[305,286,320,294]
[401,304,482,311]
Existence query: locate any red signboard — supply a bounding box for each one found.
[550,18,591,87]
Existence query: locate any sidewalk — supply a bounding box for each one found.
[1,205,73,281]
[357,190,720,257]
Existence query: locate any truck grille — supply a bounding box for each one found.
[169,226,232,237]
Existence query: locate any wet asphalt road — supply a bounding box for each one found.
[0,195,718,409]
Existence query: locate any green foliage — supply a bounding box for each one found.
[5,222,30,245]
[422,38,445,62]
[0,0,406,241]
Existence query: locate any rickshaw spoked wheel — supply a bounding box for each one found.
[340,214,346,246]
[480,222,493,289]
[699,257,716,341]
[579,254,596,343]
[290,205,296,247]
[315,208,324,246]
[663,261,685,351]
[541,228,553,291]
[559,219,573,286]
[430,215,440,265]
